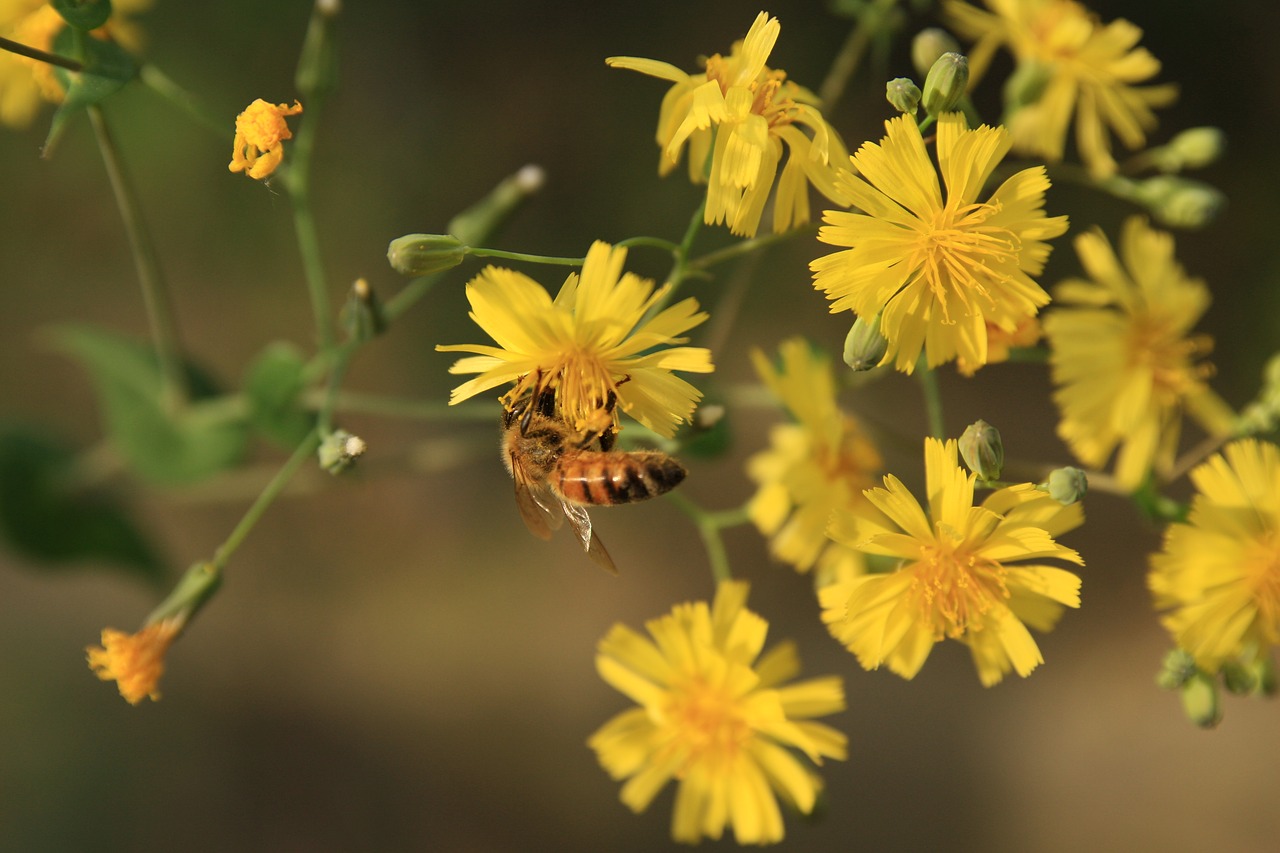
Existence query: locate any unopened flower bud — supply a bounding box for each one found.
[1152,127,1226,173]
[912,28,960,78]
[387,234,467,277]
[1221,660,1258,696]
[318,429,367,474]
[921,52,969,116]
[1156,648,1197,691]
[843,314,888,371]
[1180,672,1222,729]
[1002,61,1051,112]
[340,278,385,342]
[1134,176,1226,229]
[295,0,341,99]
[1041,467,1087,505]
[886,78,922,114]
[446,164,545,245]
[959,420,1003,481]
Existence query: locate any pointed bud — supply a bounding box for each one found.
[1041,467,1088,505]
[886,78,922,114]
[340,278,385,342]
[912,28,960,78]
[921,52,968,117]
[386,234,467,277]
[1134,176,1226,229]
[1180,672,1222,729]
[1151,127,1226,173]
[843,314,888,371]
[959,420,1004,481]
[318,429,367,474]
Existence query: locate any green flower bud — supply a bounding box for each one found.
[1134,176,1227,229]
[886,77,922,114]
[1042,467,1088,505]
[912,28,960,78]
[386,234,467,277]
[318,429,366,475]
[1156,648,1197,691]
[1180,672,1222,729]
[959,420,1004,481]
[447,164,545,245]
[843,314,888,371]
[340,278,385,342]
[921,52,969,117]
[1221,660,1258,696]
[1152,127,1226,173]
[1002,61,1051,112]
[295,0,341,100]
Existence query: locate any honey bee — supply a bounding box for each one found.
[501,388,687,573]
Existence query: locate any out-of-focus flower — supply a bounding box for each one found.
[607,12,851,237]
[437,241,713,437]
[588,581,847,845]
[811,112,1067,374]
[1042,216,1236,491]
[823,438,1084,686]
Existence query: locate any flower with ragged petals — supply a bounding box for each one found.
[1149,440,1280,676]
[229,98,303,180]
[607,12,851,238]
[1042,216,1236,492]
[822,438,1084,686]
[811,112,1068,374]
[588,580,847,845]
[86,617,181,705]
[945,0,1178,178]
[0,0,152,129]
[437,240,713,438]
[746,338,880,584]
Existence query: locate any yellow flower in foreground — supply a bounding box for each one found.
[607,12,850,237]
[437,241,713,437]
[228,98,303,180]
[822,438,1084,686]
[588,581,847,845]
[86,617,181,705]
[811,112,1068,374]
[1149,440,1280,674]
[945,0,1178,178]
[1043,216,1236,492]
[746,338,881,582]
[0,0,151,129]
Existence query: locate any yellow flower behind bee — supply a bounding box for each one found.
[822,438,1084,686]
[437,240,713,438]
[86,617,182,705]
[588,581,847,845]
[944,0,1178,178]
[811,112,1068,374]
[1042,216,1236,492]
[1149,440,1280,675]
[746,338,881,583]
[607,12,851,237]
[229,98,303,180]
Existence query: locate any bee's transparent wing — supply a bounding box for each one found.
[561,500,618,575]
[511,463,562,540]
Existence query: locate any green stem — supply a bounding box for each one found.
[139,64,226,137]
[0,34,82,72]
[688,223,817,273]
[211,431,321,569]
[466,247,583,266]
[617,236,683,254]
[315,346,354,437]
[302,389,494,422]
[667,492,750,584]
[88,105,189,411]
[817,0,891,111]
[916,361,946,439]
[284,97,334,352]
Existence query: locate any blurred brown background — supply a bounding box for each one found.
[1,1,1278,851]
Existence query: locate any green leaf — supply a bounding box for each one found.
[46,324,249,485]
[0,424,164,585]
[52,0,113,30]
[43,28,137,158]
[243,342,317,448]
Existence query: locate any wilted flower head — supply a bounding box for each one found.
[229,99,304,180]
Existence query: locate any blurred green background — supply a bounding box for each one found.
[2,1,1278,850]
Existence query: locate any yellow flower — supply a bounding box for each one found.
[607,12,851,238]
[86,617,182,705]
[1042,216,1236,492]
[1149,440,1280,674]
[822,438,1084,686]
[945,0,1178,178]
[0,0,151,130]
[956,315,1041,377]
[811,112,1068,374]
[746,338,881,583]
[437,240,714,438]
[228,98,303,180]
[588,581,847,845]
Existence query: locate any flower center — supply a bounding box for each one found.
[666,674,752,773]
[1128,317,1214,403]
[911,540,1009,639]
[909,202,1020,324]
